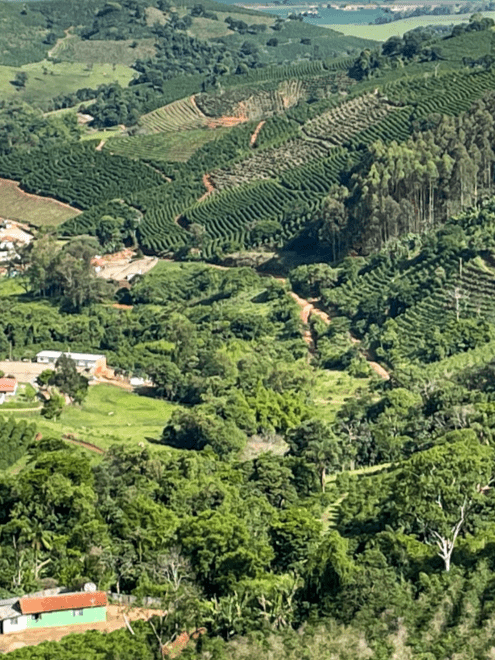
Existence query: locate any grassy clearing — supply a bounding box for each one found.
[187,16,234,40]
[58,36,157,66]
[81,127,125,142]
[311,369,370,423]
[0,179,80,227]
[327,12,495,40]
[17,384,177,454]
[0,61,135,107]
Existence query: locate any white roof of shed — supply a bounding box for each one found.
[36,351,105,361]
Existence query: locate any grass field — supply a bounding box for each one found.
[328,12,495,39]
[312,370,371,423]
[0,276,27,297]
[187,16,235,40]
[29,384,177,454]
[0,179,80,227]
[57,36,158,66]
[81,127,125,142]
[0,61,136,107]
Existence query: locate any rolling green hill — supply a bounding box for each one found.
[1,0,495,264]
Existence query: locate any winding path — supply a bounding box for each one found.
[250,120,266,147]
[197,173,215,203]
[288,289,390,380]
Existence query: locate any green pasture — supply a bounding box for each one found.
[55,36,157,66]
[81,127,125,142]
[0,61,136,107]
[187,16,235,40]
[329,12,495,40]
[0,276,27,297]
[13,384,177,457]
[312,369,371,423]
[217,17,375,63]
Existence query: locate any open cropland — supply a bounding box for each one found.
[105,126,232,161]
[15,384,177,457]
[0,178,80,227]
[0,60,136,107]
[327,11,495,39]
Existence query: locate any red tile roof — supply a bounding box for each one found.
[0,378,16,393]
[19,592,107,615]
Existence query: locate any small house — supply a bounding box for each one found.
[36,351,107,375]
[0,589,107,634]
[0,378,18,404]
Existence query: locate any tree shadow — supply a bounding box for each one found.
[145,436,163,446]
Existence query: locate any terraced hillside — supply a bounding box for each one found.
[301,92,396,146]
[0,12,490,260]
[103,127,231,162]
[140,97,209,133]
[210,137,332,190]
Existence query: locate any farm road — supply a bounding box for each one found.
[250,120,266,147]
[287,289,390,380]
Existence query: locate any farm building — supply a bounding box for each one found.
[0,378,17,404]
[0,589,107,634]
[0,221,33,262]
[36,351,107,374]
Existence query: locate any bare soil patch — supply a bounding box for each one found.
[93,249,158,283]
[197,173,216,203]
[250,120,265,147]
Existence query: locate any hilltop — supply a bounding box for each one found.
[0,3,495,268]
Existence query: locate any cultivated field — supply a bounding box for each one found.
[0,179,80,226]
[140,96,210,133]
[105,127,231,162]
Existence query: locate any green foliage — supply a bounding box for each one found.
[0,142,163,209]
[52,354,89,404]
[0,102,81,154]
[41,393,65,420]
[0,416,36,470]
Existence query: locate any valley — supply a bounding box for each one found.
[1,1,495,658]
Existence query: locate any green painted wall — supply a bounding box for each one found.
[25,606,106,630]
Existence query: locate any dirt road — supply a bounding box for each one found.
[250,120,265,147]
[288,290,390,380]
